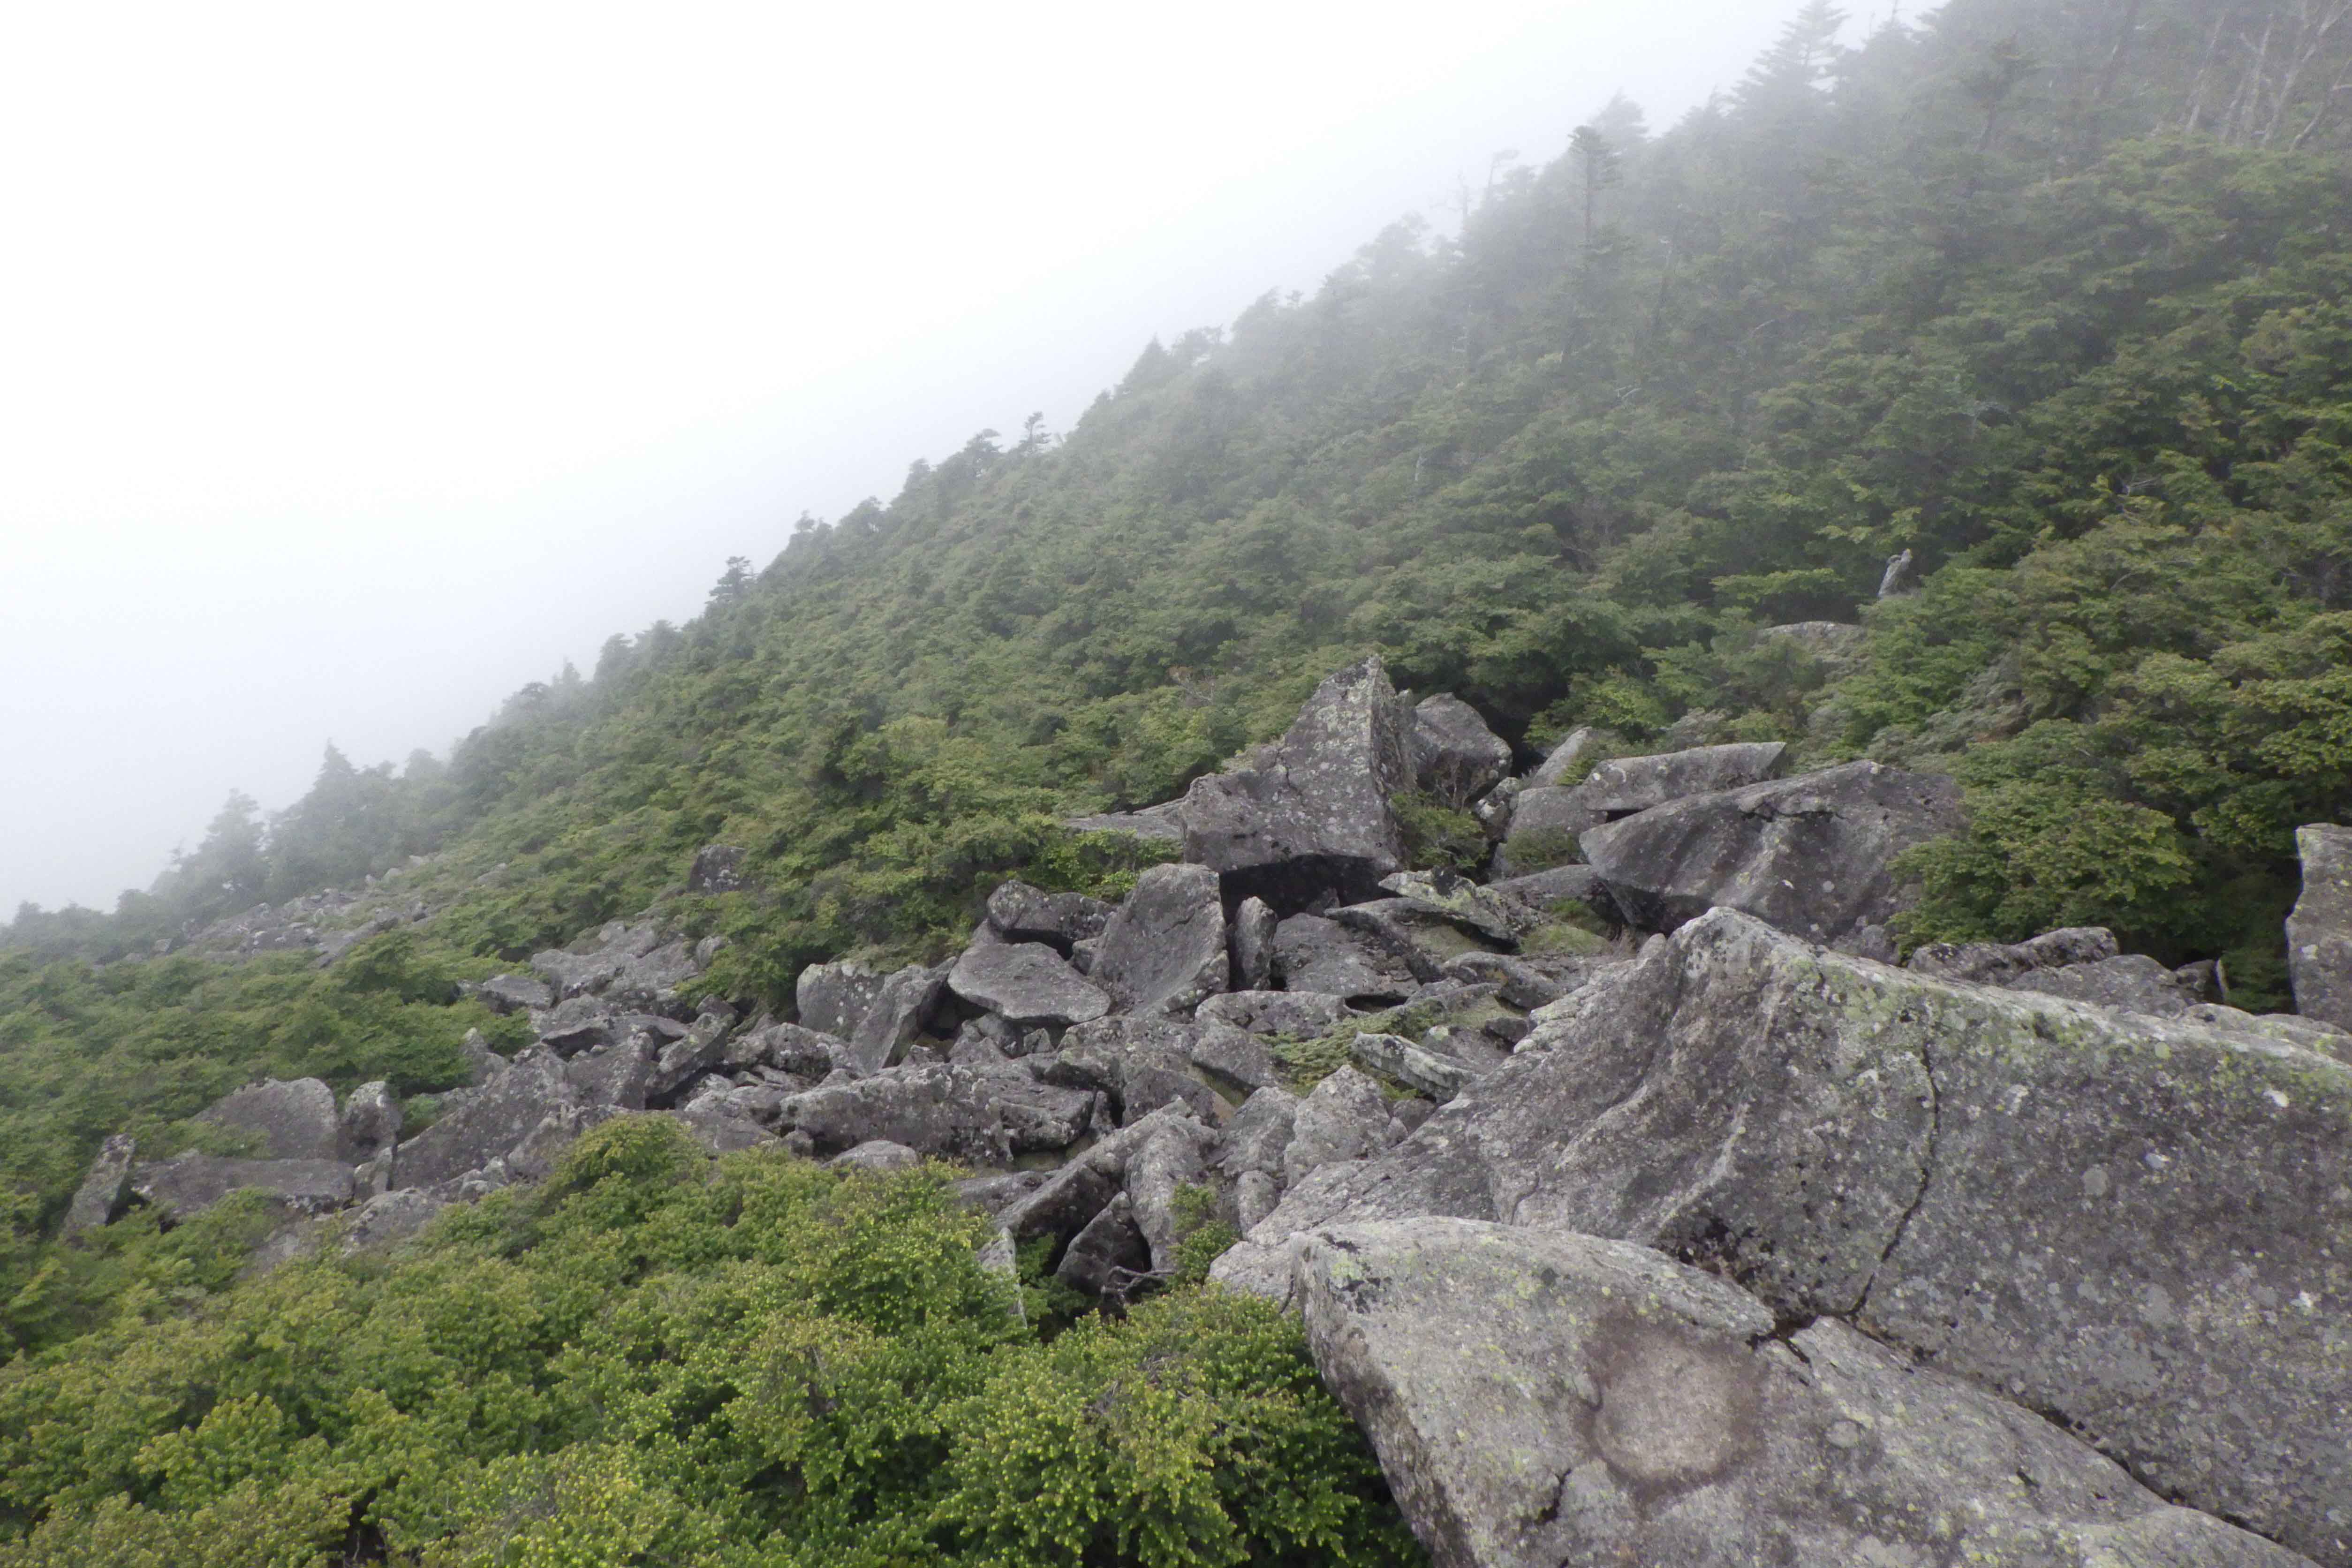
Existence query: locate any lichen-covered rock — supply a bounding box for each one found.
[1294,1219,2312,1568]
[1378,870,1525,945]
[1222,1087,1300,1178]
[339,1188,445,1252]
[1090,863,1228,1016]
[63,1134,138,1235]
[1493,786,1589,877]
[1270,914,1415,1006]
[1526,725,1604,788]
[666,1100,779,1154]
[1410,694,1513,807]
[477,973,553,1014]
[2290,824,2352,1031]
[1187,1018,1280,1092]
[2004,952,2193,1015]
[198,1077,340,1162]
[688,843,748,894]
[129,1154,356,1222]
[1125,1120,1211,1275]
[776,1063,1093,1162]
[1906,925,2120,984]
[338,1082,401,1162]
[723,1020,846,1077]
[1224,909,2352,1566]
[796,960,888,1039]
[394,1051,582,1189]
[1195,989,1351,1038]
[531,921,661,1000]
[1282,1066,1389,1188]
[1580,759,1962,945]
[1349,1032,1481,1101]
[840,963,947,1074]
[947,936,1111,1027]
[1231,896,1278,990]
[984,881,1112,951]
[831,1139,923,1172]
[1576,741,1789,817]
[1180,656,1414,905]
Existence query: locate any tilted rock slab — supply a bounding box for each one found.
[197,1077,341,1162]
[1580,759,1961,945]
[1218,910,2352,1565]
[1409,693,1513,808]
[1089,863,1228,1016]
[2290,825,2352,1031]
[1296,1219,2313,1568]
[947,936,1111,1028]
[1181,655,1413,905]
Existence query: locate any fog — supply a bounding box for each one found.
[0,0,1837,915]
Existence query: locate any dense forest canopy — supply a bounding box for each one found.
[3,0,2351,1557]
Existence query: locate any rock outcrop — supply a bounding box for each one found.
[2290,824,2352,1031]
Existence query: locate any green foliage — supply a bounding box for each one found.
[1390,792,1489,879]
[0,1121,1417,1568]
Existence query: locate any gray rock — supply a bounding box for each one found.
[666,1100,779,1154]
[952,1170,1046,1214]
[2181,1004,2352,1061]
[947,936,1111,1027]
[1526,725,1605,788]
[1271,914,1415,1005]
[1234,1170,1281,1232]
[1410,694,1513,808]
[1222,1086,1300,1177]
[478,973,553,1015]
[688,843,748,894]
[1090,863,1228,1016]
[565,1037,654,1110]
[338,1188,445,1252]
[1126,1121,1210,1275]
[1576,740,1789,818]
[1180,656,1414,905]
[129,1154,356,1222]
[337,1082,401,1163]
[777,1064,1094,1161]
[1294,1220,2307,1568]
[830,1139,924,1173]
[1062,801,1187,842]
[2005,952,2193,1015]
[1879,545,1918,597]
[1487,864,1611,917]
[1906,925,2121,984]
[1231,896,1278,990]
[796,960,889,1039]
[1437,952,1568,1010]
[63,1133,138,1235]
[394,1051,582,1189]
[197,1077,341,1162]
[1470,776,1519,842]
[1187,1018,1281,1093]
[531,921,661,1000]
[1580,759,1963,944]
[984,881,1112,951]
[1378,870,1525,945]
[1349,1033,1481,1101]
[646,1009,737,1101]
[841,963,947,1074]
[606,939,700,1009]
[1233,909,2352,1567]
[1056,1193,1150,1296]
[1756,619,1865,661]
[996,1107,1203,1258]
[1283,1066,1389,1188]
[1196,989,1351,1038]
[1494,786,1589,876]
[723,1020,845,1077]
[2290,824,2352,1031]
[534,994,619,1055]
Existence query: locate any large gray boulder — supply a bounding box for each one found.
[1181,656,1414,904]
[1195,989,1351,1038]
[1580,759,1962,945]
[796,960,888,1038]
[1219,910,2352,1566]
[1493,786,1588,877]
[531,921,661,1000]
[1090,863,1228,1016]
[984,881,1112,952]
[393,1051,582,1189]
[337,1082,401,1163]
[1410,694,1513,808]
[1230,896,1278,990]
[1295,1220,2310,1568]
[1282,1066,1389,1188]
[1907,925,2119,984]
[1526,725,1604,788]
[947,936,1111,1027]
[63,1134,138,1235]
[477,973,553,1014]
[1270,914,1415,1006]
[197,1077,340,1162]
[1575,741,1789,818]
[2004,952,2193,1015]
[129,1154,355,1222]
[840,963,947,1074]
[775,1064,1094,1162]
[1125,1121,1210,1276]
[2290,825,2352,1030]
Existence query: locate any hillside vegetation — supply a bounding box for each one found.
[4,0,2352,1560]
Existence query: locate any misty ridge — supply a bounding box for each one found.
[1,0,2351,1565]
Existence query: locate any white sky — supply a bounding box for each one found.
[0,0,1833,915]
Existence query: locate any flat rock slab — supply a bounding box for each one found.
[1575,740,1788,815]
[1580,759,1961,945]
[1296,1219,2314,1568]
[984,881,1112,950]
[1271,914,1416,1006]
[1090,863,1228,1016]
[394,1052,582,1189]
[2290,825,2352,1031]
[1220,909,2352,1566]
[948,937,1110,1027]
[130,1153,355,1222]
[1181,655,1413,905]
[197,1077,340,1161]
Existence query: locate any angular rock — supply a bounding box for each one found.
[1906,925,2121,984]
[459,1029,506,1086]
[953,1170,1046,1214]
[796,960,889,1039]
[198,1077,340,1162]
[996,1107,1203,1257]
[1294,1220,2308,1568]
[1487,864,1610,917]
[1409,694,1513,808]
[1126,1121,1209,1275]
[1493,786,1590,876]
[1235,1171,1281,1232]
[1231,909,2352,1567]
[947,936,1111,1028]
[1470,776,1519,841]
[63,1133,138,1235]
[477,973,553,1015]
[688,843,748,894]
[777,1063,1092,1162]
[2005,952,2193,1015]
[1282,1067,1389,1188]
[1437,952,1570,1010]
[1576,741,1790,818]
[338,1187,446,1252]
[531,921,660,1000]
[1090,863,1228,1016]
[645,1009,736,1102]
[1378,870,1524,945]
[841,963,947,1075]
[1230,896,1278,990]
[1180,656,1414,906]
[129,1154,356,1222]
[1222,1086,1300,1177]
[831,1139,923,1173]
[1270,914,1414,1005]
[606,939,700,1009]
[1580,760,1963,944]
[565,1037,654,1110]
[1196,989,1351,1038]
[1187,1018,1280,1093]
[394,1051,582,1189]
[1526,725,1604,788]
[984,880,1112,951]
[1056,1193,1150,1296]
[1349,1033,1481,1101]
[2290,824,2352,1031]
[534,994,619,1056]
[667,1100,779,1154]
[724,1019,847,1077]
[338,1082,401,1163]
